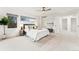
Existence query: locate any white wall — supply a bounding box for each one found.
[40,15,61,33]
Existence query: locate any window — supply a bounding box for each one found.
[7,13,18,28]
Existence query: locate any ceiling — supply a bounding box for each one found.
[1,7,79,17]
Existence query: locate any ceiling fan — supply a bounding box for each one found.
[37,7,51,18]
[41,7,51,11]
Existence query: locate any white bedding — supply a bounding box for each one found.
[27,29,49,41]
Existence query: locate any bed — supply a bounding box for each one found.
[27,29,49,42]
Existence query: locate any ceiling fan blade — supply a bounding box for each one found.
[41,16,47,18]
[47,8,51,11]
[42,7,51,11]
[36,7,51,12]
[42,7,46,11]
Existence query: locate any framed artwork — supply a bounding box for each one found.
[20,16,35,22]
[21,16,30,22]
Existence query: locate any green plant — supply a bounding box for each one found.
[0,16,9,35]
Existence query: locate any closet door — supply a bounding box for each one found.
[62,18,68,31]
[71,18,77,32]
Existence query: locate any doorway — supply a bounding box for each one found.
[61,17,77,34]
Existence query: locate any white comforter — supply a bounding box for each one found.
[27,29,49,41]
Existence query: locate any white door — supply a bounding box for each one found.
[62,18,68,32]
[61,17,77,35]
[71,18,77,32]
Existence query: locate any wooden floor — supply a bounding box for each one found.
[0,33,79,51]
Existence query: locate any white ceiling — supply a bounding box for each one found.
[1,7,79,17]
[50,7,79,16]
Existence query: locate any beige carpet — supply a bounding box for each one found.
[0,33,79,51]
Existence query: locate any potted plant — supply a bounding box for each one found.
[0,16,9,39]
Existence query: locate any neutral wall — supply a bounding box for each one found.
[40,15,61,33]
